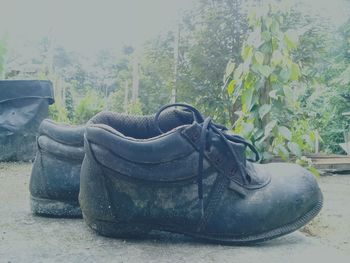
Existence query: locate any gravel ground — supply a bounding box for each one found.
[0,162,349,263]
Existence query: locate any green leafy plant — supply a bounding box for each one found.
[48,104,69,123]
[224,4,317,165]
[74,91,105,124]
[126,99,143,115]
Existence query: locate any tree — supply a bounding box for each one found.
[176,0,249,125]
[138,33,176,114]
[74,91,105,124]
[0,36,6,77]
[316,18,350,153]
[65,86,74,121]
[137,0,250,122]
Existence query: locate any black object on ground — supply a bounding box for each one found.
[30,119,85,217]
[80,103,323,244]
[0,80,54,161]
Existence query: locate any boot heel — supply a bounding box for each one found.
[30,195,82,218]
[84,214,151,238]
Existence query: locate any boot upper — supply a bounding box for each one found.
[30,119,85,201]
[82,104,323,238]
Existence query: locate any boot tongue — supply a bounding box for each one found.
[230,141,247,168]
[221,130,247,168]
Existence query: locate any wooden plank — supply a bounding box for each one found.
[267,154,350,173]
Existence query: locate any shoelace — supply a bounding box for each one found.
[154,103,260,217]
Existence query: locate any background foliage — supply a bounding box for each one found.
[2,0,350,163]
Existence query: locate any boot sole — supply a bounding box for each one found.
[84,195,323,244]
[30,196,82,218]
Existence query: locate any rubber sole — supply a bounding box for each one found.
[84,196,323,244]
[30,196,82,218]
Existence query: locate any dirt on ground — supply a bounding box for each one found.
[0,162,349,263]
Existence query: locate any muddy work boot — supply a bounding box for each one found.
[79,103,323,244]
[30,119,85,217]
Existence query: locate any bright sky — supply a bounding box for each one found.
[0,0,349,58]
[0,0,195,55]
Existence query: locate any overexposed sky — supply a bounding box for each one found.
[0,0,195,55]
[0,0,349,57]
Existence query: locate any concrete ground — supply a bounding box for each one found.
[0,162,349,263]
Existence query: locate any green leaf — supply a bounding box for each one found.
[261,31,271,42]
[260,41,272,54]
[271,20,280,34]
[259,104,271,119]
[284,30,299,50]
[287,142,302,157]
[254,64,272,78]
[264,120,277,137]
[276,144,289,160]
[269,90,278,99]
[279,68,290,83]
[278,126,292,141]
[264,17,272,29]
[242,88,254,113]
[255,51,264,65]
[227,80,236,95]
[283,86,293,100]
[290,63,300,81]
[271,50,283,65]
[242,46,253,60]
[234,64,243,80]
[302,134,314,148]
[224,60,235,82]
[308,166,320,177]
[270,73,278,83]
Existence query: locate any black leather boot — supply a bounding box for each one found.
[30,109,193,217]
[79,103,323,244]
[30,119,85,217]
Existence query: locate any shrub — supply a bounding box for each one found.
[74,91,105,124]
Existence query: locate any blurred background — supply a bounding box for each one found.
[1,0,350,162]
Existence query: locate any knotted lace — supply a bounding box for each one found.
[154,103,260,217]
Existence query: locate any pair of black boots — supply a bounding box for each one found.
[29,104,323,244]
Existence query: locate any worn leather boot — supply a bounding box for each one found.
[30,110,192,217]
[80,104,323,244]
[30,119,85,217]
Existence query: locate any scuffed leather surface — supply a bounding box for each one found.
[205,163,322,236]
[103,167,218,229]
[30,150,81,201]
[38,136,85,160]
[39,119,85,146]
[0,80,54,104]
[82,120,322,238]
[30,121,83,202]
[0,98,49,161]
[91,144,201,182]
[86,125,195,164]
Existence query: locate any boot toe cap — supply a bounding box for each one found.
[205,163,323,240]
